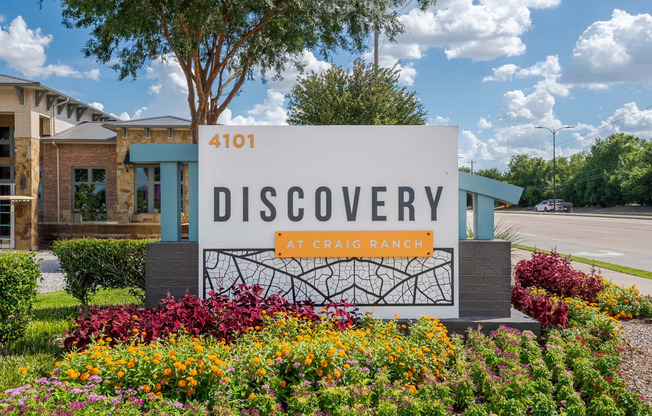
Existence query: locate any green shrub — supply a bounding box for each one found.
[0,250,41,349]
[52,238,155,305]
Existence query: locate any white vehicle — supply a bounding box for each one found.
[535,200,554,212]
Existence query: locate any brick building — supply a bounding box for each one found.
[0,74,191,249]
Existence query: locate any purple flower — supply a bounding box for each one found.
[86,394,106,403]
[88,376,102,383]
[172,401,183,408]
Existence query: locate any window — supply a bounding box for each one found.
[72,168,107,221]
[135,165,161,214]
[0,127,13,158]
[0,184,12,239]
[0,165,13,182]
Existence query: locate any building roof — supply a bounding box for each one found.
[0,73,118,122]
[103,116,191,130]
[0,74,37,85]
[41,122,116,142]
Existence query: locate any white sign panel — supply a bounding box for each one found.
[198,126,459,319]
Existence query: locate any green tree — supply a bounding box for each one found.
[576,133,641,206]
[474,167,506,182]
[286,60,427,125]
[50,0,436,139]
[506,155,550,206]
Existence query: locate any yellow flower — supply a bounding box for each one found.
[18,367,27,375]
[334,369,341,378]
[80,372,90,381]
[193,344,204,352]
[249,393,256,400]
[253,357,261,364]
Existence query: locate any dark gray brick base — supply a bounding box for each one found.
[145,241,198,308]
[459,240,511,318]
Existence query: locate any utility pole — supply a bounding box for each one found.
[470,160,474,174]
[535,126,573,211]
[374,29,379,69]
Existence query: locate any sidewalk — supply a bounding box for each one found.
[512,249,652,296]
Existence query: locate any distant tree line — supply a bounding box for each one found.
[467,133,652,207]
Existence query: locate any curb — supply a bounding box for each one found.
[495,211,652,221]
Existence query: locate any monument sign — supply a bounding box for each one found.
[198,126,459,318]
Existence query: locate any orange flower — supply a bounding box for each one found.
[143,385,151,393]
[80,372,90,381]
[163,368,172,376]
[257,369,266,376]
[178,380,186,387]
[117,371,125,378]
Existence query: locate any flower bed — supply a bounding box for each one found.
[3,253,652,415]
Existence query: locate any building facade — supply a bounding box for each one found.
[0,74,191,249]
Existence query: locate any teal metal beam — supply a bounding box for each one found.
[160,162,181,241]
[473,194,495,240]
[130,144,198,163]
[188,162,198,242]
[458,190,467,240]
[459,171,522,204]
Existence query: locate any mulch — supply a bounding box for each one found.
[619,319,652,405]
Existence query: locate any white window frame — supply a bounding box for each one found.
[134,165,161,214]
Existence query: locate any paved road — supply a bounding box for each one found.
[490,212,652,272]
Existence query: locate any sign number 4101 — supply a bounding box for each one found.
[209,133,254,148]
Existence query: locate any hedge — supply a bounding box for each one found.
[52,238,156,306]
[0,250,41,350]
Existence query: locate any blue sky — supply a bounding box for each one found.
[1,0,651,170]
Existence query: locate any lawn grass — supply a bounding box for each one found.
[513,243,652,280]
[0,288,140,393]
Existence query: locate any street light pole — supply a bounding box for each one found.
[535,126,573,211]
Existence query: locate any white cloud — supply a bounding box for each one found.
[501,89,556,124]
[0,16,99,80]
[431,115,450,125]
[563,9,652,85]
[595,102,652,139]
[477,117,492,129]
[483,55,570,97]
[393,0,560,62]
[88,102,104,111]
[483,64,518,82]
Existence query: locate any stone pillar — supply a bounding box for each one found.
[14,136,39,250]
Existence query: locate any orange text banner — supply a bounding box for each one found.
[275,231,433,258]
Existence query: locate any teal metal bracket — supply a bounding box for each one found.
[459,171,523,240]
[130,144,199,242]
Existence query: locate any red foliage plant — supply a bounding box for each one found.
[511,283,568,329]
[64,284,359,351]
[514,251,604,303]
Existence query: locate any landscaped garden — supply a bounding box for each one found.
[2,244,652,415]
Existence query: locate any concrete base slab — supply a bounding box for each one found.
[441,308,541,337]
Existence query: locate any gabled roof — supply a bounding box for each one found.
[41,122,116,142]
[103,116,191,130]
[0,74,37,85]
[0,73,119,122]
